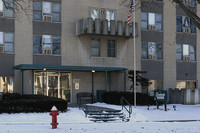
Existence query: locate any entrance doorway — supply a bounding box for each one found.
[34,71,71,102]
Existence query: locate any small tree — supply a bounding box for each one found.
[128,70,151,93]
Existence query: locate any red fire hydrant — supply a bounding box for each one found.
[50,106,59,129]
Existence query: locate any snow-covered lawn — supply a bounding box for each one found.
[0,103,200,133]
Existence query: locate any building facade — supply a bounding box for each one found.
[0,0,199,104]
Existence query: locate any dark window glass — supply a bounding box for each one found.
[141,42,148,59]
[33,35,42,44]
[91,39,100,56]
[107,40,115,57]
[33,2,42,10]
[52,13,60,22]
[33,11,42,20]
[52,36,61,54]
[4,33,14,52]
[183,16,189,28]
[52,3,61,12]
[176,44,182,52]
[156,14,162,30]
[3,0,14,18]
[33,2,42,20]
[141,22,148,29]
[33,35,42,54]
[156,43,162,59]
[141,13,148,29]
[176,16,182,32]
[176,53,182,60]
[190,0,196,6]
[33,44,42,54]
[141,13,147,21]
[52,3,61,22]
[190,20,196,33]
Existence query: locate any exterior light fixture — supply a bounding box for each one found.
[43,68,46,71]
[92,70,95,73]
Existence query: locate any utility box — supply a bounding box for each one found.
[96,90,106,102]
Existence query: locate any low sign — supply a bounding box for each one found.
[154,89,168,102]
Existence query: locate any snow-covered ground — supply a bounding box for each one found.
[0,103,200,133]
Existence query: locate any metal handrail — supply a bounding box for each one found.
[120,96,132,118]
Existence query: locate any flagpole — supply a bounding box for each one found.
[133,0,136,108]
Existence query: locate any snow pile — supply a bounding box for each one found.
[0,103,200,133]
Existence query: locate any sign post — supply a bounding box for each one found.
[154,89,168,111]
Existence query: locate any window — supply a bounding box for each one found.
[141,12,162,31]
[0,31,14,53]
[176,16,196,33]
[0,0,14,18]
[181,0,196,6]
[107,40,115,57]
[0,77,13,93]
[91,8,115,31]
[148,80,163,96]
[176,44,195,61]
[33,1,61,22]
[33,34,61,55]
[176,81,196,90]
[91,39,100,56]
[142,42,163,60]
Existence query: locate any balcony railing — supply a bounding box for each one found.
[76,17,138,38]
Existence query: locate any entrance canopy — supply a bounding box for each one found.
[13,64,127,72]
[13,64,128,98]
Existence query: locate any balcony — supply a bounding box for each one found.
[76,17,138,38]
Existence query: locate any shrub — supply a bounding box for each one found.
[2,93,21,100]
[103,91,155,105]
[0,94,68,113]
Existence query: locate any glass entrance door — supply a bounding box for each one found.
[34,71,71,102]
[47,74,58,98]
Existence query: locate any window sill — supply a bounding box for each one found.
[176,32,196,35]
[176,60,196,63]
[0,17,14,20]
[141,59,163,61]
[33,20,61,24]
[33,53,61,56]
[91,56,117,59]
[0,52,15,55]
[141,29,163,32]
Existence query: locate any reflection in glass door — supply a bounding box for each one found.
[34,71,71,102]
[60,73,71,102]
[47,74,58,98]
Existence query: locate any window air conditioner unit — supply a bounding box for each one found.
[182,28,190,33]
[42,49,52,55]
[148,54,157,60]
[148,25,157,30]
[0,11,4,18]
[183,56,190,61]
[43,15,52,22]
[0,46,4,54]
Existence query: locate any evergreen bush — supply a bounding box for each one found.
[0,94,68,113]
[103,91,155,105]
